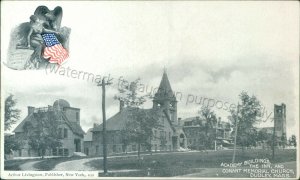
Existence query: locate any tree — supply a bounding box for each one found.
[289,135,297,147]
[257,130,273,149]
[115,78,147,107]
[4,135,21,155]
[5,94,21,131]
[125,108,161,158]
[115,78,160,158]
[281,133,287,149]
[228,91,263,151]
[198,106,217,150]
[120,129,131,154]
[24,110,62,158]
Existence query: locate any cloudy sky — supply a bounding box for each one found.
[1,1,299,138]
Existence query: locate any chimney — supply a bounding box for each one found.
[120,100,124,112]
[28,106,35,115]
[178,117,182,125]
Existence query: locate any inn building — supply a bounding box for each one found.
[13,99,85,157]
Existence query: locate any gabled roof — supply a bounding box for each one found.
[92,107,174,132]
[13,110,85,137]
[13,113,36,133]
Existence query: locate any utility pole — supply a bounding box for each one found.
[232,103,239,163]
[98,78,112,175]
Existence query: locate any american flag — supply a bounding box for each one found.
[42,33,69,65]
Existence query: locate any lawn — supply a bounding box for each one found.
[32,156,86,171]
[86,149,296,177]
[4,156,86,171]
[4,159,37,170]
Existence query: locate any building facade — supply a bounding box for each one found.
[13,99,85,157]
[181,117,232,150]
[85,71,187,156]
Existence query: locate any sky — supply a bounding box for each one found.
[1,1,299,138]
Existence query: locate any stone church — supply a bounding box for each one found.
[85,71,187,156]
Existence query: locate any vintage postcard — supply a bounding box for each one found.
[1,1,299,179]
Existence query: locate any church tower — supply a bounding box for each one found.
[274,103,287,140]
[153,70,178,125]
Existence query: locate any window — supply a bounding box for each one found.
[64,128,68,138]
[113,145,117,153]
[76,112,79,122]
[58,128,62,139]
[96,146,99,155]
[58,149,63,156]
[84,148,89,155]
[111,135,115,144]
[169,132,171,141]
[132,144,137,151]
[52,148,57,156]
[63,149,69,156]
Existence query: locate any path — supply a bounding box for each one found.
[53,158,99,171]
[53,151,191,171]
[19,160,42,171]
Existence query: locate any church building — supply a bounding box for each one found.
[86,71,187,156]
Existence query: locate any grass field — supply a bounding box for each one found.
[4,159,36,170]
[4,148,296,177]
[33,156,86,171]
[86,149,296,177]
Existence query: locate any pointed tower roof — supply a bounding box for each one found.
[154,70,176,101]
